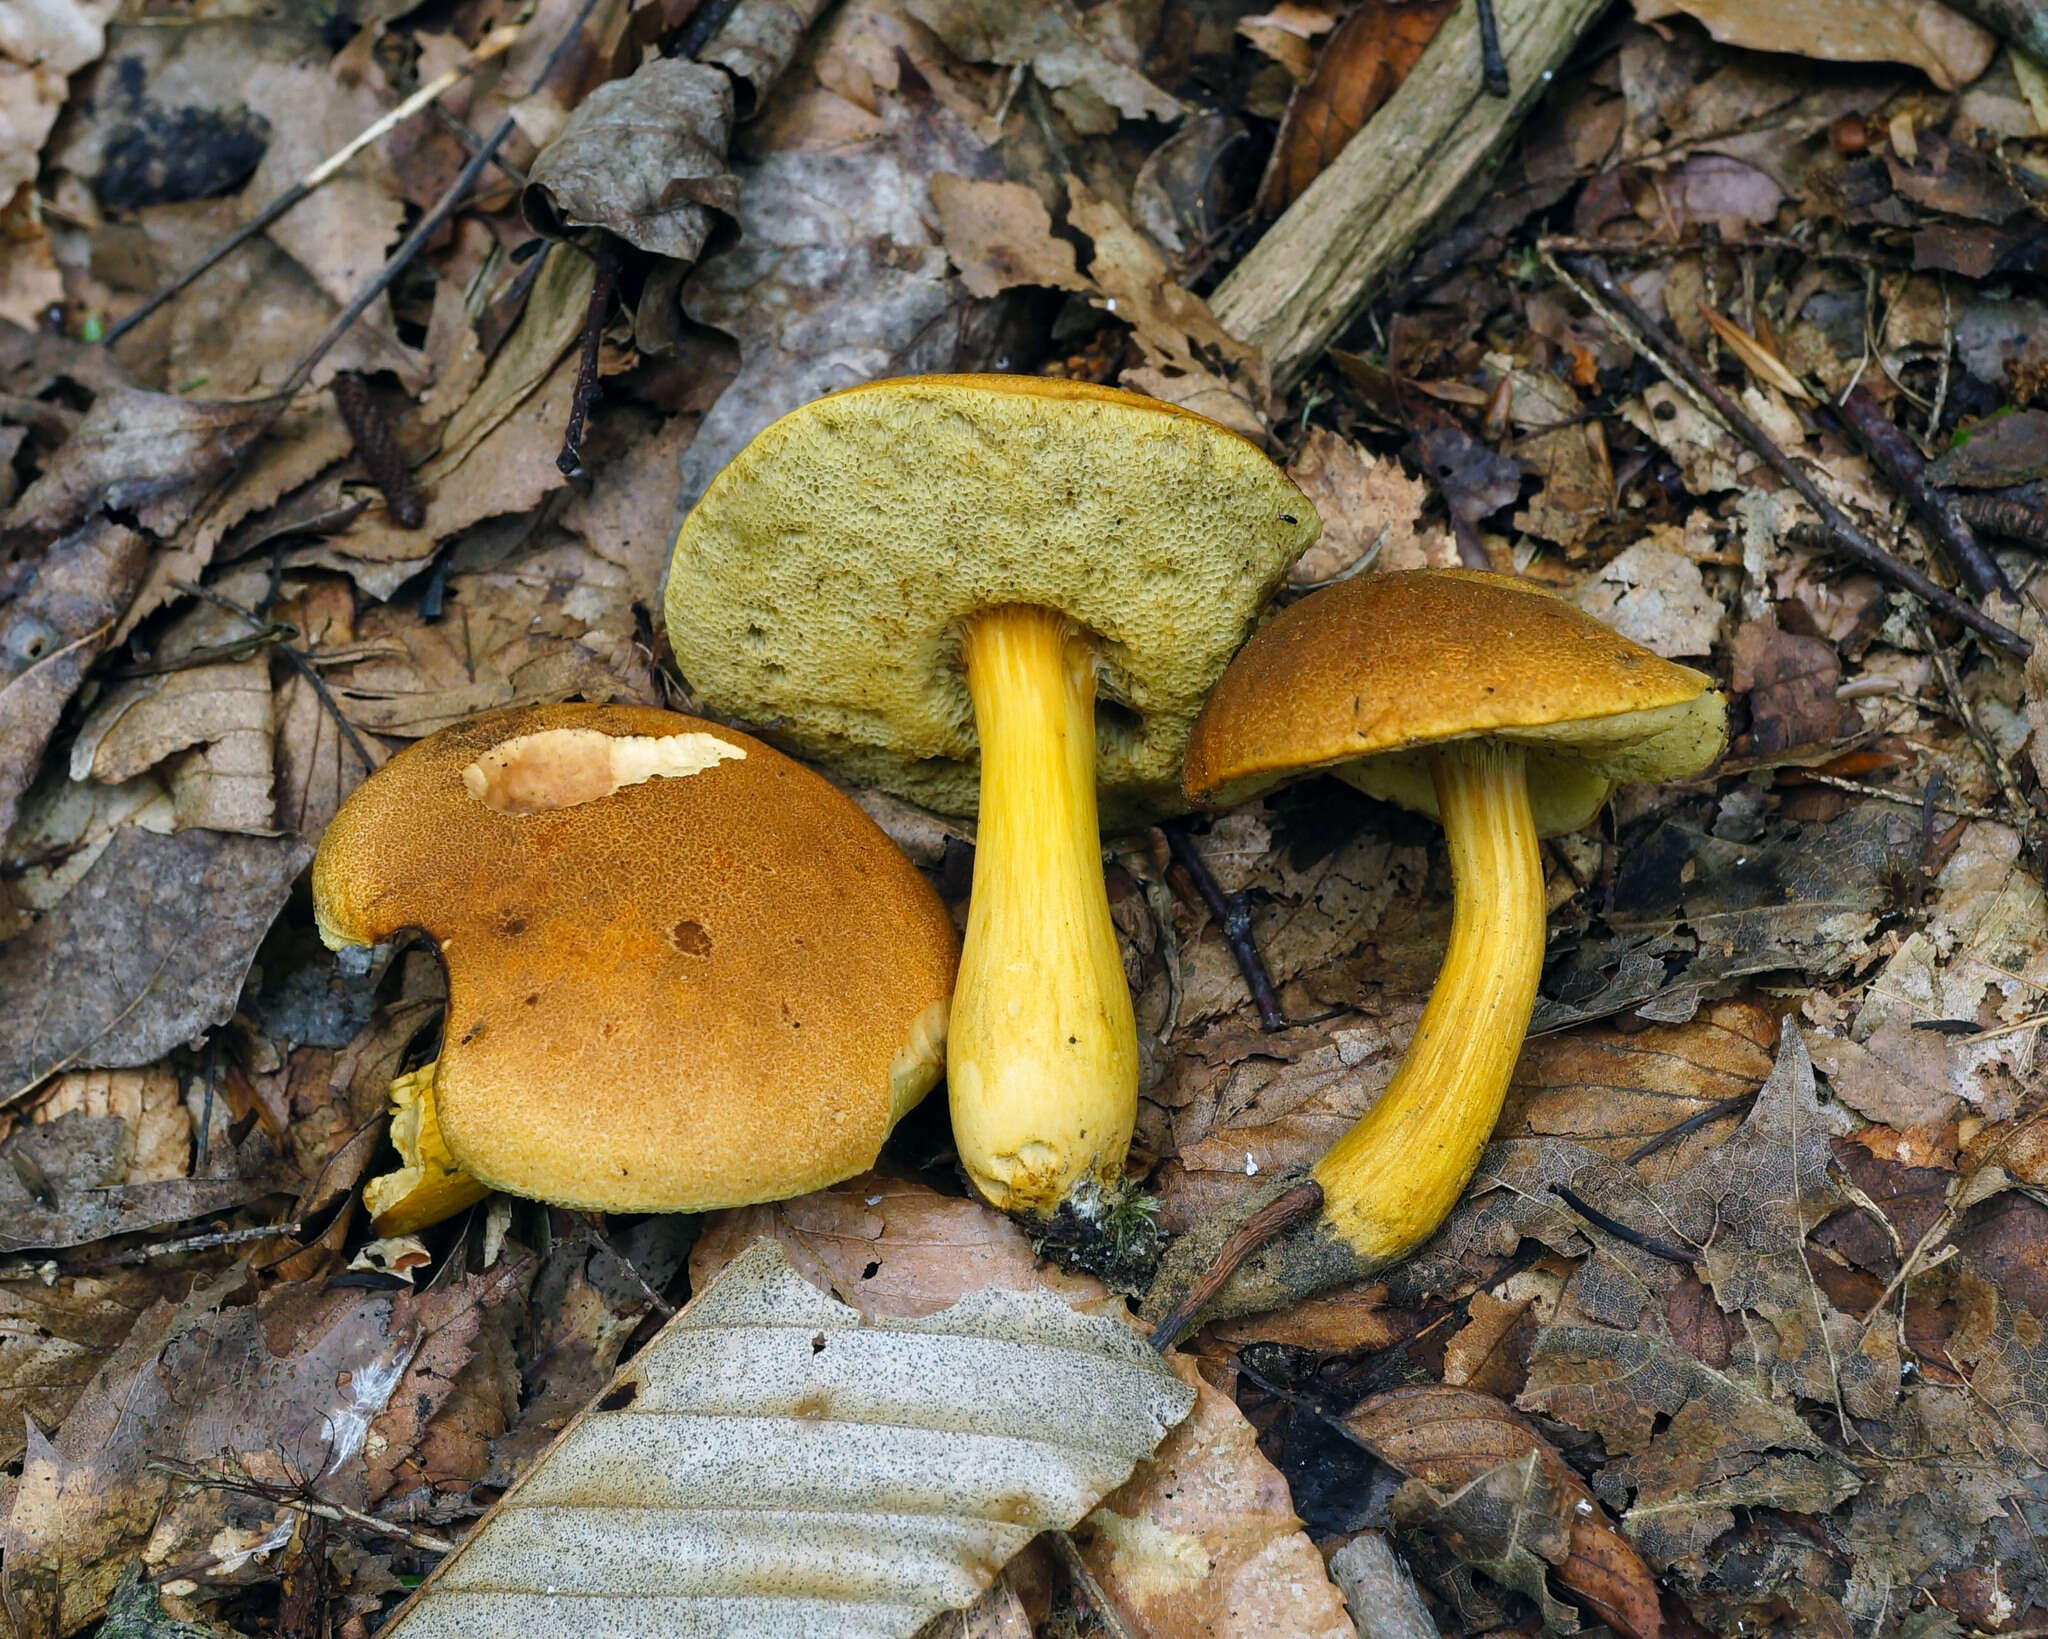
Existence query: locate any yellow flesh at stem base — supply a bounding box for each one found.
[949,605,1138,1218]
[1313,738,1546,1260]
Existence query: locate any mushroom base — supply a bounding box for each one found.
[949,605,1139,1220]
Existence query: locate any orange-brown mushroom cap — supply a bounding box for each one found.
[1184,569,1727,832]
[313,703,958,1214]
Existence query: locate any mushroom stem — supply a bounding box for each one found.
[1145,737,1545,1342]
[1314,736,1545,1257]
[951,605,1138,1218]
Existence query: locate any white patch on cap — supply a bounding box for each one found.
[464,728,744,815]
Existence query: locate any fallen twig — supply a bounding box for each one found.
[104,26,523,346]
[1046,1529,1143,1639]
[1625,1091,1760,1166]
[1833,384,2009,600]
[1472,0,1509,96]
[556,239,618,477]
[1959,484,2048,552]
[1543,249,2030,660]
[1148,1176,1324,1351]
[150,1461,458,1554]
[1548,1181,1697,1265]
[1162,824,1285,1032]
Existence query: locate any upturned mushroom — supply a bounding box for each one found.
[1149,569,1727,1335]
[665,375,1319,1226]
[313,702,957,1228]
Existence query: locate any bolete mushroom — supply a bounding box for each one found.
[313,702,957,1228]
[665,375,1319,1225]
[1149,569,1727,1334]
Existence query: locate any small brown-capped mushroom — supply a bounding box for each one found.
[313,703,958,1224]
[665,375,1319,1228]
[1148,570,1727,1338]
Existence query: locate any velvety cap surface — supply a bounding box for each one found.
[664,374,1320,820]
[1184,569,1727,834]
[313,703,958,1212]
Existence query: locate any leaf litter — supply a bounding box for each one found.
[6,0,2048,1632]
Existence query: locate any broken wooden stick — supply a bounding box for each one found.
[1211,0,1610,390]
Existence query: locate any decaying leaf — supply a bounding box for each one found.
[0,825,310,1096]
[1077,1353,1356,1639]
[1630,0,1994,93]
[931,173,1092,300]
[902,0,1182,130]
[380,1239,1195,1639]
[1283,426,1451,583]
[677,40,1007,510]
[1258,0,1456,214]
[1348,1385,1664,1637]
[524,57,739,261]
[1573,536,1727,659]
[1520,1321,1861,1572]
[2,1259,529,1634]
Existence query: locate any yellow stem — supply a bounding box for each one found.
[1313,738,1545,1261]
[949,605,1138,1218]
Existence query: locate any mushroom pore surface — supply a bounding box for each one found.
[665,375,1320,822]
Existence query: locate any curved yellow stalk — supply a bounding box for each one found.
[949,605,1137,1218]
[1313,737,1546,1259]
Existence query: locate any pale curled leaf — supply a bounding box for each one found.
[1630,0,1994,92]
[382,1240,1195,1639]
[902,0,1182,126]
[525,58,739,261]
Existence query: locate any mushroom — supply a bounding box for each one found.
[1149,569,1727,1335]
[665,375,1319,1225]
[313,702,957,1228]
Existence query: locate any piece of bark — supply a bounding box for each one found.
[1210,0,1610,389]
[1329,1532,1442,1639]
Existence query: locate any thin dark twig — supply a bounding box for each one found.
[1162,825,1285,1031]
[1149,1176,1324,1352]
[1624,1091,1759,1165]
[172,580,378,774]
[426,101,531,188]
[105,625,292,678]
[557,240,618,476]
[102,27,522,346]
[1832,384,2010,600]
[1546,251,2030,660]
[149,1461,457,1553]
[1548,1181,1698,1265]
[197,1039,217,1172]
[275,116,519,403]
[1472,0,1510,96]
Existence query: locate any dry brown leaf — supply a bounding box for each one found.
[0,825,309,1097]
[0,517,147,851]
[931,173,1092,300]
[1282,426,1450,583]
[677,40,1006,510]
[1572,535,1727,658]
[693,1171,1121,1319]
[2,1262,525,1635]
[1067,176,1266,436]
[1699,304,1813,401]
[31,1063,189,1182]
[1730,618,1855,754]
[1078,1353,1355,1639]
[1501,1000,1779,1182]
[902,0,1181,130]
[1631,0,1994,92]
[1237,4,1342,82]
[1520,1320,1861,1573]
[1257,0,1456,214]
[1348,1384,1665,1637]
[0,0,119,201]
[523,56,738,261]
[380,1240,1193,1639]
